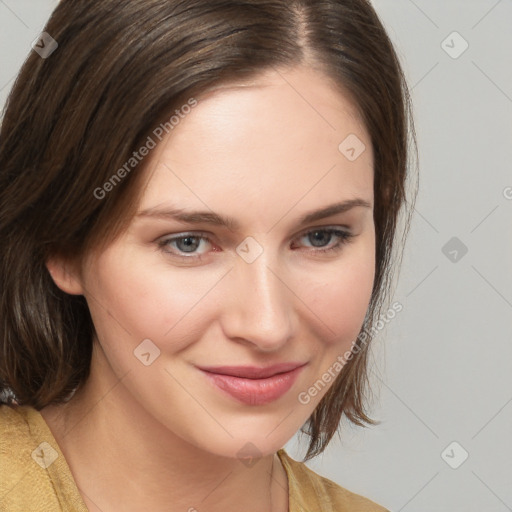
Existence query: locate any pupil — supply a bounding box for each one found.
[178,236,199,252]
[310,231,330,247]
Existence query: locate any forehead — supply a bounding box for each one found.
[136,66,373,231]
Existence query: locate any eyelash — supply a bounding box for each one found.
[157,227,355,261]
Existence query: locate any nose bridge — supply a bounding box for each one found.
[224,246,294,349]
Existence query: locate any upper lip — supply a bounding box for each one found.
[198,362,307,379]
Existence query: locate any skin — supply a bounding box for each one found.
[42,64,375,512]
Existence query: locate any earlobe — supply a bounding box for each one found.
[45,256,84,296]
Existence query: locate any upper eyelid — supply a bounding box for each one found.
[297,225,352,236]
[162,225,351,243]
[160,226,353,251]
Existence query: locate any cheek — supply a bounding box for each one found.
[84,250,223,352]
[305,246,375,346]
[85,232,375,358]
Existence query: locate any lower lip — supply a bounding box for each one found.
[200,366,305,406]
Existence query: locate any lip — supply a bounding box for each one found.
[198,362,306,379]
[198,362,307,405]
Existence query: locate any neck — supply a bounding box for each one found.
[40,346,289,512]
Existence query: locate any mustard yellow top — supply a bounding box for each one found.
[0,404,390,511]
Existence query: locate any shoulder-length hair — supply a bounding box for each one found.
[0,0,417,461]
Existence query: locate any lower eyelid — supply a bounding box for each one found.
[296,228,352,244]
[159,228,354,256]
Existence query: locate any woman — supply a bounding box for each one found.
[0,0,417,510]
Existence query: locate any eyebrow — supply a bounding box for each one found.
[136,198,372,231]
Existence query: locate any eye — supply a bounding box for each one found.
[157,227,355,261]
[292,227,355,255]
[158,232,212,259]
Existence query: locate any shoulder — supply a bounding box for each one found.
[0,403,46,458]
[0,404,44,507]
[0,404,84,511]
[277,449,390,512]
[0,403,36,464]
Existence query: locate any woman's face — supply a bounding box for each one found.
[63,65,375,458]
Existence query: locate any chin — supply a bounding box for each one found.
[187,428,289,461]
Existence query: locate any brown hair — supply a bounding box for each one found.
[0,0,417,461]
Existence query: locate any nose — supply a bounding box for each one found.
[220,250,296,352]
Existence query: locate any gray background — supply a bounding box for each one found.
[1,1,511,511]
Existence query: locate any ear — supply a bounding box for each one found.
[45,254,85,296]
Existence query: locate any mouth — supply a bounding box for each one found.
[197,362,306,379]
[198,362,307,406]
